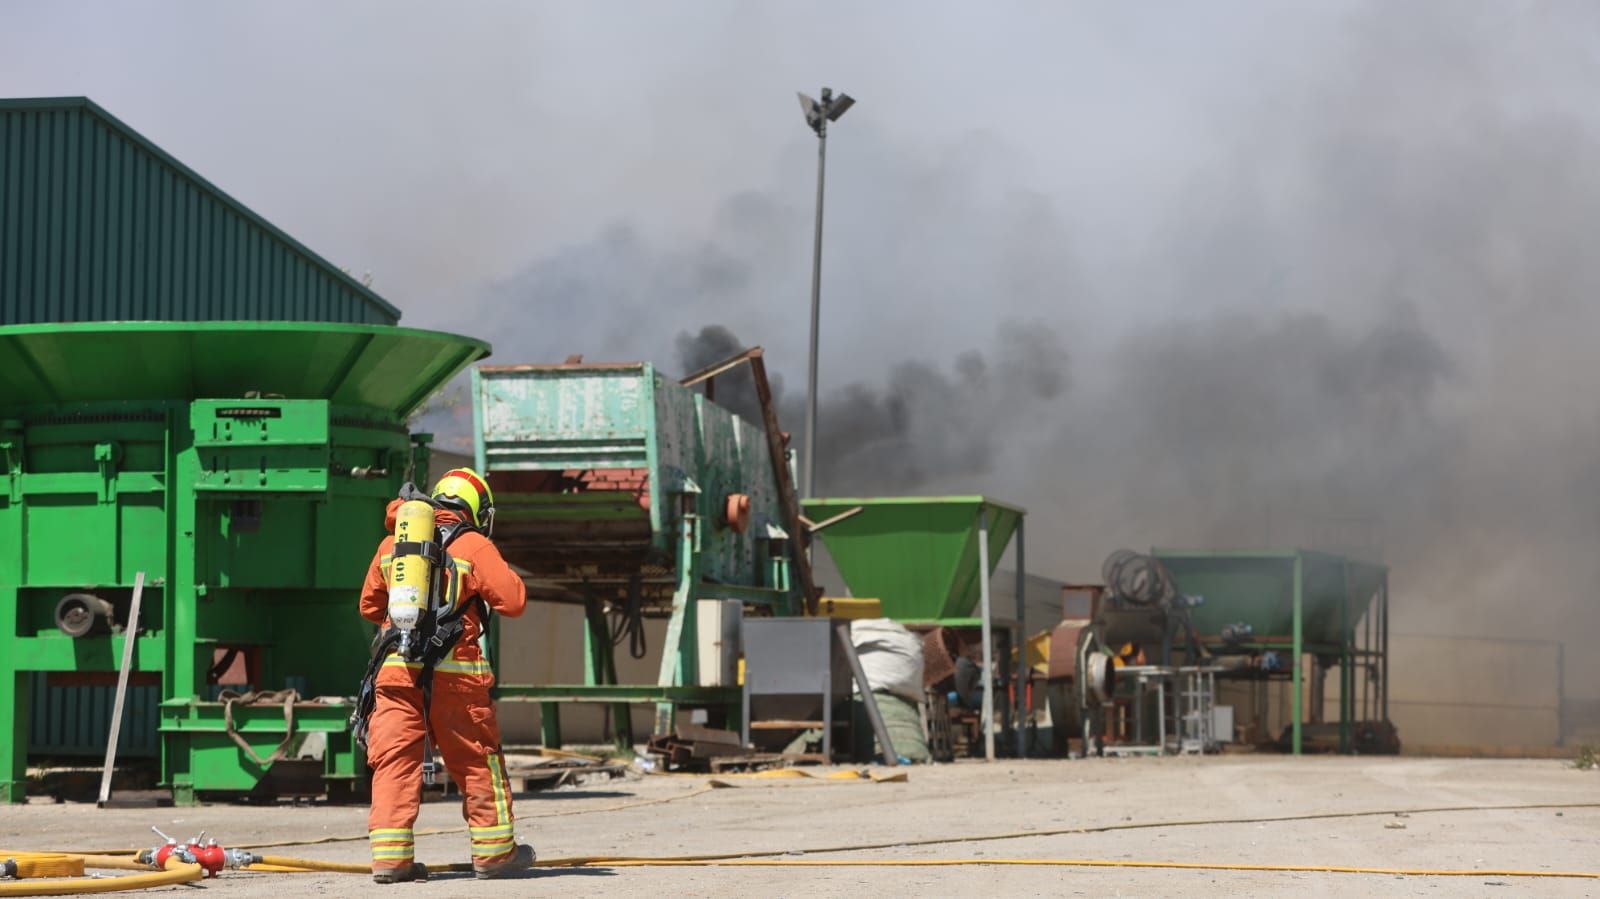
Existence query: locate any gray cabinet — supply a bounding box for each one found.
[742,618,852,761]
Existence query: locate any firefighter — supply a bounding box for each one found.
[358,468,532,883]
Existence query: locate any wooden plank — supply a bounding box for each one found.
[674,724,742,746]
[97,572,145,809]
[748,720,828,730]
[708,753,787,773]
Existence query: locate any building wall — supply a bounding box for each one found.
[1212,635,1563,750]
[1375,634,1562,749]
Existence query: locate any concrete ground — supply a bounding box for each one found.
[2,756,1597,897]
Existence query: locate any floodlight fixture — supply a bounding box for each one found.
[797,92,821,130]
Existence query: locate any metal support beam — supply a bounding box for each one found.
[1291,554,1304,756]
[583,596,633,751]
[836,622,897,766]
[803,114,828,501]
[1014,516,1027,758]
[1380,569,1390,723]
[654,501,699,735]
[0,666,27,803]
[98,571,146,805]
[1339,560,1352,754]
[976,506,995,761]
[539,702,561,749]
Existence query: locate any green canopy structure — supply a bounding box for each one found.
[0,321,486,416]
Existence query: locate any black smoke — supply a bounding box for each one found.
[673,324,782,429]
[674,321,1068,495]
[427,2,1600,711]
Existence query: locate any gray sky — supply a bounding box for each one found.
[3,2,1365,367]
[8,2,1600,694]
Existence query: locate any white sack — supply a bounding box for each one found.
[849,618,925,702]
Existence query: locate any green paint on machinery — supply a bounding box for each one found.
[803,497,1023,622]
[473,361,809,744]
[0,321,487,803]
[1155,550,1385,646]
[1153,549,1391,755]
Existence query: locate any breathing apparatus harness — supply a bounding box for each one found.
[350,486,492,752]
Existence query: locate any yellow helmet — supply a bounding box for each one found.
[431,468,495,534]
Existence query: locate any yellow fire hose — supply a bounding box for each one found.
[0,857,81,880]
[543,857,1600,878]
[76,784,724,857]
[0,854,200,897]
[250,855,472,875]
[227,853,1600,880]
[11,799,1600,890]
[5,846,1596,889]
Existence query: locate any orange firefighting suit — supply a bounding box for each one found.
[359,500,528,873]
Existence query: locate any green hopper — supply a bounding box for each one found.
[803,496,1028,760]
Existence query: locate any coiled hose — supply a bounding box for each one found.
[608,575,648,660]
[1102,549,1175,607]
[0,853,200,897]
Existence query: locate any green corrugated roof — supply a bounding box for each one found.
[0,96,402,325]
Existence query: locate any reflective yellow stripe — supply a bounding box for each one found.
[487,753,510,825]
[370,827,414,861]
[445,560,468,608]
[377,649,483,671]
[471,754,514,860]
[434,657,491,676]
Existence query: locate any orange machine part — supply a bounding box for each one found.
[724,493,752,533]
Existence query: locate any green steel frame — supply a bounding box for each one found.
[473,361,807,748]
[0,322,486,803]
[1154,549,1391,755]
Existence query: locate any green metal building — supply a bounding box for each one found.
[2,97,399,325]
[0,97,486,803]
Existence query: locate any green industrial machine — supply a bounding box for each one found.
[802,497,1024,625]
[1154,549,1390,755]
[802,496,1029,758]
[0,321,487,803]
[473,353,815,745]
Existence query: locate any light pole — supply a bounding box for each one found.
[797,86,855,499]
